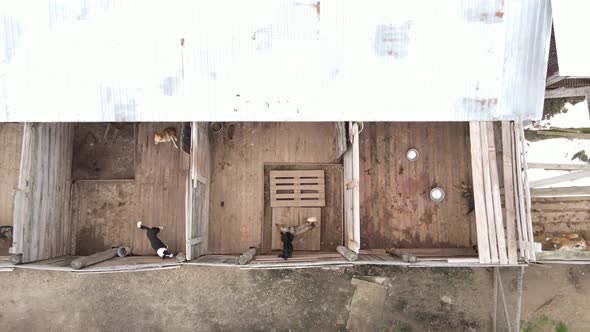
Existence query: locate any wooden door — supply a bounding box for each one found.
[270,170,325,251]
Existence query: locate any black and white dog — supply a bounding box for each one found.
[136,221,174,259]
[278,231,294,260]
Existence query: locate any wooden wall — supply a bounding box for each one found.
[71,123,189,256]
[208,123,340,254]
[532,196,590,236]
[187,122,211,259]
[71,181,136,256]
[13,123,75,263]
[0,124,23,256]
[359,122,474,249]
[0,124,22,227]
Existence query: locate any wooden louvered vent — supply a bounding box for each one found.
[270,170,325,207]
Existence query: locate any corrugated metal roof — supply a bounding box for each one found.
[552,1,590,77]
[1,0,552,121]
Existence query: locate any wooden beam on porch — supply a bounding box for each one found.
[545,86,590,98]
[531,186,590,197]
[545,73,567,87]
[530,170,590,188]
[528,163,590,171]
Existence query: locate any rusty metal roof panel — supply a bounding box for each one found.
[1,0,552,121]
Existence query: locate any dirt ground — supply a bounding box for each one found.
[0,264,588,331]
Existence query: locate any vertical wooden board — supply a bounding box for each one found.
[516,120,536,261]
[0,124,23,230]
[512,121,532,262]
[344,149,354,249]
[480,123,500,263]
[501,122,518,264]
[12,123,75,262]
[469,122,492,264]
[351,123,361,251]
[486,122,508,264]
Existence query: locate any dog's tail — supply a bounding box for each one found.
[137,221,150,230]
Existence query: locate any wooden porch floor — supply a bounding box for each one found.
[72,123,188,256]
[359,122,474,249]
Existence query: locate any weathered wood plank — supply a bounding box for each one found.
[486,122,507,264]
[480,123,500,263]
[12,123,75,263]
[469,122,492,263]
[536,250,590,261]
[531,187,590,197]
[530,170,590,188]
[501,122,518,264]
[527,163,590,171]
[544,86,590,98]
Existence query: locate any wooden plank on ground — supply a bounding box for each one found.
[486,122,508,264]
[501,122,518,264]
[469,122,492,264]
[391,248,478,257]
[480,123,500,263]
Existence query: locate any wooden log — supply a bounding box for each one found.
[389,249,417,263]
[9,254,23,265]
[176,252,187,263]
[238,248,257,265]
[70,248,118,270]
[337,245,358,262]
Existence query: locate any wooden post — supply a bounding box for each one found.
[70,248,118,270]
[238,248,257,265]
[336,245,358,262]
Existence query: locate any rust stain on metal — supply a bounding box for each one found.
[313,1,320,20]
[494,11,504,18]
